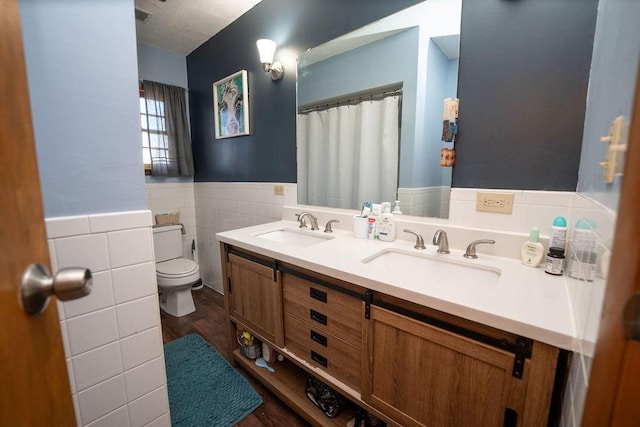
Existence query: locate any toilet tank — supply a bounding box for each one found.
[152,225,183,262]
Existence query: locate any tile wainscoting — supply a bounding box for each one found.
[561,195,616,427]
[194,182,297,292]
[145,182,197,261]
[46,210,170,427]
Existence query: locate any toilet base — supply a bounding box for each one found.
[159,285,196,317]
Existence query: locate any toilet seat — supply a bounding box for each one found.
[156,258,198,278]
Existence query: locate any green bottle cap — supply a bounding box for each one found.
[552,216,567,227]
[529,227,540,243]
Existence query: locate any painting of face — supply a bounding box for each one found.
[213,70,250,139]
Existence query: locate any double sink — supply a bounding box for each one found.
[256,227,501,287]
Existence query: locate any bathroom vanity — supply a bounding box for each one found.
[217,220,574,427]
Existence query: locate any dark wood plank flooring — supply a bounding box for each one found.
[160,286,309,427]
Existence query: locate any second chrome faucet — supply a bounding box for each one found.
[432,230,450,254]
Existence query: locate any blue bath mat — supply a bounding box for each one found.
[164,333,263,427]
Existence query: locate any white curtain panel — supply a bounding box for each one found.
[297,95,400,209]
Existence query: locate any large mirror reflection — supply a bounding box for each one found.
[296,0,462,218]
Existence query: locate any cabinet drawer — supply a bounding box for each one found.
[282,272,362,343]
[285,312,361,391]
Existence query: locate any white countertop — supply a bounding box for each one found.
[216,220,577,351]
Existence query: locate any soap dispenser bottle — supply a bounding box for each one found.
[378,202,396,242]
[521,227,544,267]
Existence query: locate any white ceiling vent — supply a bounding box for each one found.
[135,7,152,22]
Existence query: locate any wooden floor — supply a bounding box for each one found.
[160,285,309,427]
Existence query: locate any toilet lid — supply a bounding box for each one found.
[156,258,198,277]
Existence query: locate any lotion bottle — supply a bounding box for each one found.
[521,227,544,267]
[378,202,396,242]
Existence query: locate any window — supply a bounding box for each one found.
[140,93,168,174]
[139,80,194,177]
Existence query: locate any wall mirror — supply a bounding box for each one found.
[296,0,462,218]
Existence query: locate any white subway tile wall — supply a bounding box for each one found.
[145,182,197,262]
[449,189,574,237]
[47,211,169,427]
[397,186,450,218]
[193,182,297,292]
[561,195,616,427]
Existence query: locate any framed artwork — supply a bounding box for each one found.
[213,70,250,139]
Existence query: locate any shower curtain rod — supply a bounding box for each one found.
[298,84,402,114]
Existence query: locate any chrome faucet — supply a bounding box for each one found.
[432,230,450,254]
[463,239,495,259]
[296,212,319,230]
[404,229,426,249]
[324,219,339,233]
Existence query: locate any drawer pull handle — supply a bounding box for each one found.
[311,351,327,367]
[310,309,327,325]
[310,330,327,346]
[310,287,327,303]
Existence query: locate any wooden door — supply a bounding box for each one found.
[0,0,76,424]
[362,305,528,427]
[582,70,640,426]
[227,251,284,347]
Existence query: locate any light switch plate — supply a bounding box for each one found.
[476,192,514,214]
[273,185,285,196]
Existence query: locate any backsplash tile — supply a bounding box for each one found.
[193,182,296,292]
[449,188,573,237]
[46,210,169,427]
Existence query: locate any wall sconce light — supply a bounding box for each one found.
[256,39,284,81]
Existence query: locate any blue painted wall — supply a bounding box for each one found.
[577,0,640,210]
[20,0,145,217]
[137,43,188,88]
[417,40,457,189]
[297,29,418,106]
[453,0,598,191]
[187,0,422,183]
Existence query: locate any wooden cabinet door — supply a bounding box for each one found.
[227,252,284,347]
[362,305,527,427]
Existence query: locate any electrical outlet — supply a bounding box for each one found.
[476,192,514,214]
[273,185,285,196]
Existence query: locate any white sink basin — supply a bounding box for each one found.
[256,229,333,248]
[362,248,501,287]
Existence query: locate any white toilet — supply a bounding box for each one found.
[152,224,200,317]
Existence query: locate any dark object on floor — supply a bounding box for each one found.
[305,375,348,418]
[164,333,262,427]
[351,408,387,427]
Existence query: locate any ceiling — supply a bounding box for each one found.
[134,0,263,56]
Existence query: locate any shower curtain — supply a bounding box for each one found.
[297,95,400,209]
